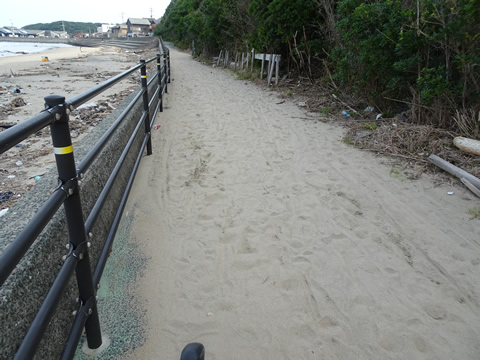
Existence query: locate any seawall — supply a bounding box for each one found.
[0,75,159,358]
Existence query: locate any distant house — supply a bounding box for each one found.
[0,27,14,37]
[126,18,151,36]
[146,18,159,33]
[111,24,128,38]
[25,29,44,38]
[43,30,69,39]
[97,24,113,34]
[1,27,29,37]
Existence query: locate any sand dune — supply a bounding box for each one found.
[116,48,480,359]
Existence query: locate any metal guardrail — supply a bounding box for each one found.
[0,40,171,359]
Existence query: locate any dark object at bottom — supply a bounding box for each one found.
[0,191,13,204]
[181,343,205,360]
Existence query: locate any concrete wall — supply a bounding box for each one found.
[0,77,160,359]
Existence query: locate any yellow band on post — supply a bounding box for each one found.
[141,75,147,78]
[54,145,73,155]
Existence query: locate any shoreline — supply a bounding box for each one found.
[0,46,100,73]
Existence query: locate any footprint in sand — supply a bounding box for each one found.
[424,303,447,320]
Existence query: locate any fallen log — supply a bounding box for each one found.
[429,154,480,193]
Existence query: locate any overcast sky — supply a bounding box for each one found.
[0,0,172,28]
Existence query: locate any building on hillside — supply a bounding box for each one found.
[126,18,151,36]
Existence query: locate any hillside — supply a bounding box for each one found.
[23,21,102,35]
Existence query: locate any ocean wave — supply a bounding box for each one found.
[0,42,72,58]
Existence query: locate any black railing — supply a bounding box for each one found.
[0,40,171,359]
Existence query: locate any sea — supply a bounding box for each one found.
[0,41,73,58]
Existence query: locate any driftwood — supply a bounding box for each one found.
[429,154,480,195]
[453,137,480,156]
[461,178,480,198]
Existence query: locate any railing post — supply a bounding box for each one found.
[157,53,163,112]
[163,52,168,93]
[44,95,103,350]
[167,51,171,84]
[140,60,152,155]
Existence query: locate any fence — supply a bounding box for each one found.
[0,40,171,359]
[215,49,281,86]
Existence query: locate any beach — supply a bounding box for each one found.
[2,44,480,359]
[0,44,153,209]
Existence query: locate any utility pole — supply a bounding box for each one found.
[150,8,154,18]
[121,12,125,23]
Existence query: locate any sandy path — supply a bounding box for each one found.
[123,48,479,359]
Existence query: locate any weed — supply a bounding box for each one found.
[467,207,480,220]
[364,122,378,130]
[235,71,256,81]
[344,137,354,145]
[389,167,406,181]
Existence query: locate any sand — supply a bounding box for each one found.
[117,48,480,359]
[0,45,151,208]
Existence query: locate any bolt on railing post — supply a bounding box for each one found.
[157,53,163,112]
[44,95,103,350]
[140,60,152,155]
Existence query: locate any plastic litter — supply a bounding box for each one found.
[0,208,9,218]
[0,191,14,204]
[447,192,454,195]
[376,114,383,120]
[13,88,21,94]
[342,110,351,117]
[15,160,23,167]
[364,106,374,112]
[152,124,161,130]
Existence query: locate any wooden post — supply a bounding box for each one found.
[241,53,245,69]
[251,48,254,72]
[275,55,280,86]
[234,52,238,70]
[261,53,266,79]
[267,54,275,85]
[217,50,222,66]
